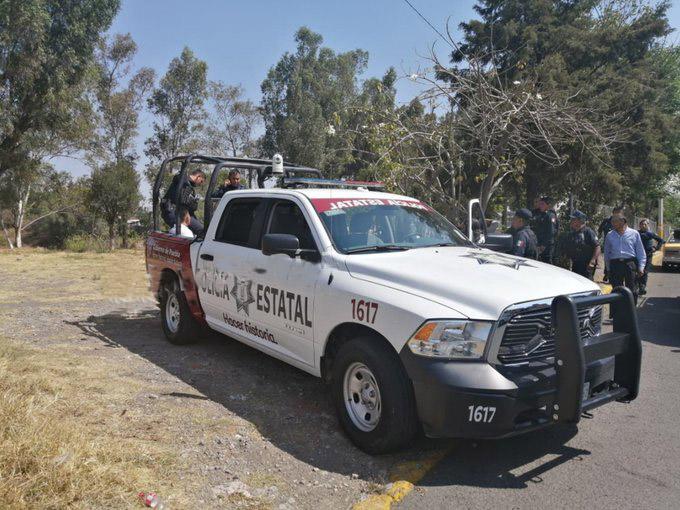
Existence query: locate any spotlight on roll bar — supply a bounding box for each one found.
[272,153,284,174]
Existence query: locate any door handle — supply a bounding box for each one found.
[254,267,267,274]
[200,253,214,261]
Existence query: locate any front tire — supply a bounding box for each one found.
[160,279,200,345]
[332,337,418,454]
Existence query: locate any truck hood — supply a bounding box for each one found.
[343,247,599,320]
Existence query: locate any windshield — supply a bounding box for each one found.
[311,197,472,253]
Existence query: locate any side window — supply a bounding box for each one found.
[215,198,265,248]
[268,201,316,250]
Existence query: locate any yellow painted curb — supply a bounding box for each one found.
[353,481,414,510]
[352,446,454,510]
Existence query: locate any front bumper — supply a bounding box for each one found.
[401,289,642,439]
[401,350,614,438]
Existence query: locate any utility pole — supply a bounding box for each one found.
[658,197,664,237]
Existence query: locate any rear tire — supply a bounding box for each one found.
[160,278,200,345]
[332,336,418,454]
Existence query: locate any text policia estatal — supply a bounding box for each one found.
[256,284,312,327]
[198,264,312,328]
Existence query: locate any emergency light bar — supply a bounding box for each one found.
[281,177,386,191]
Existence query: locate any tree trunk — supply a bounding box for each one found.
[108,222,115,251]
[14,186,30,249]
[121,220,129,249]
[1,216,14,249]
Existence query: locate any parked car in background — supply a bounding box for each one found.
[662,229,680,271]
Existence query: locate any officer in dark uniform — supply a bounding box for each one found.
[533,196,559,264]
[212,169,244,199]
[563,210,600,279]
[637,218,664,295]
[509,208,538,258]
[161,169,206,235]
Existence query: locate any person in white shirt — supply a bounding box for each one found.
[168,208,195,239]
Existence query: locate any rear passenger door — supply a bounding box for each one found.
[196,197,267,330]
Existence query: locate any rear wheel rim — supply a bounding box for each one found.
[165,292,180,333]
[343,362,382,432]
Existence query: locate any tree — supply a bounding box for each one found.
[144,47,208,183]
[203,82,260,157]
[88,161,141,250]
[450,0,676,213]
[0,0,120,178]
[89,33,155,166]
[261,27,368,174]
[0,163,74,248]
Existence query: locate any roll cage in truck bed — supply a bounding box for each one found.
[151,153,323,235]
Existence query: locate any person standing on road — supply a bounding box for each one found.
[533,196,559,264]
[161,169,206,235]
[212,169,244,199]
[637,219,665,295]
[563,210,600,280]
[604,216,646,303]
[598,206,623,282]
[508,209,538,258]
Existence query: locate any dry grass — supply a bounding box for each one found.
[0,248,151,305]
[0,337,191,509]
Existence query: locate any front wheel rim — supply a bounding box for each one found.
[343,362,382,432]
[165,292,180,333]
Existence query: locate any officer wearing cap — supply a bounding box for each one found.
[563,210,600,279]
[533,196,559,264]
[509,208,538,258]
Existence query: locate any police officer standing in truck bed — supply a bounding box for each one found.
[161,169,206,236]
[563,210,600,280]
[509,209,538,258]
[533,196,559,264]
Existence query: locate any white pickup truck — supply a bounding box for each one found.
[146,155,642,453]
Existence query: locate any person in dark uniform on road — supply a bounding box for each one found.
[161,169,206,236]
[509,208,538,258]
[563,210,600,279]
[212,169,244,199]
[533,196,559,264]
[637,218,664,295]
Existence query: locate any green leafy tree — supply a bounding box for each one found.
[261,27,368,174]
[88,161,141,250]
[144,47,208,183]
[203,82,260,157]
[450,0,676,214]
[0,0,120,178]
[90,33,155,165]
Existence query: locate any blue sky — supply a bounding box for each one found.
[56,0,680,190]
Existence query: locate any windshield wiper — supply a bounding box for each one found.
[417,242,458,248]
[345,245,411,254]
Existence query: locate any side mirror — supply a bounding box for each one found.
[480,233,514,253]
[262,233,321,262]
[263,233,299,257]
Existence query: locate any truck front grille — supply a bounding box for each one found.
[497,304,603,364]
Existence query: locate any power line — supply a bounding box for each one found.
[401,0,454,48]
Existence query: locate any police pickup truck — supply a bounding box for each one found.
[146,154,642,453]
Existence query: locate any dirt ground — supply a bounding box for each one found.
[0,249,450,509]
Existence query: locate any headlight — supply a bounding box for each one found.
[407,320,492,359]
